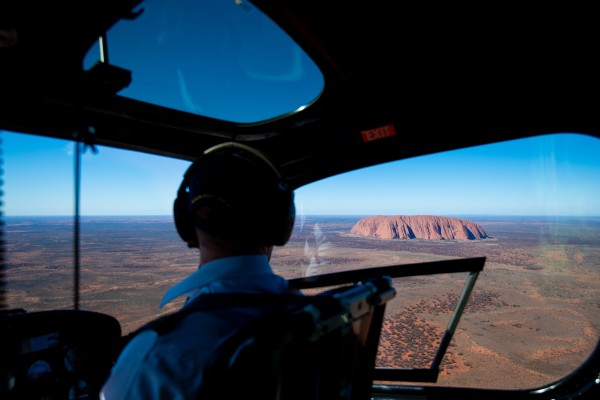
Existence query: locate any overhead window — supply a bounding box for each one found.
[84,0,324,124]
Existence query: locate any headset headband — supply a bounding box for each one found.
[203,142,282,179]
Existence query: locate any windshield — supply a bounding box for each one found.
[3,130,599,390]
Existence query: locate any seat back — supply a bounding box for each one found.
[197,276,396,400]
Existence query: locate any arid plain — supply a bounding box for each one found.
[4,215,600,390]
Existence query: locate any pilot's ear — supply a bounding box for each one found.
[192,205,230,243]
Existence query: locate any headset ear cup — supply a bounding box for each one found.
[279,195,296,245]
[173,192,197,247]
[268,189,295,246]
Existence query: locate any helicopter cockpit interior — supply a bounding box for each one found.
[2,1,600,399]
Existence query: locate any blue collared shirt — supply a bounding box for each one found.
[100,255,289,400]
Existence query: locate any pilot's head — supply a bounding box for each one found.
[173,142,295,249]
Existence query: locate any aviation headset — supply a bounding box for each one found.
[173,142,295,248]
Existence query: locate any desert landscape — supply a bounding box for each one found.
[4,214,600,390]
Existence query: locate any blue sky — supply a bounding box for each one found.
[2,131,600,217]
[297,133,600,216]
[87,0,324,124]
[2,0,600,217]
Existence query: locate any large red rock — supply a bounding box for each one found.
[350,215,487,240]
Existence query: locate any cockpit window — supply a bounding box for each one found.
[83,0,324,124]
[273,132,600,390]
[2,130,599,390]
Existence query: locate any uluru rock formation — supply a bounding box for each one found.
[350,215,488,240]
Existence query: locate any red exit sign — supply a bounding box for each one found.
[361,123,397,143]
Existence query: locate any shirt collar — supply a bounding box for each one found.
[159,254,273,307]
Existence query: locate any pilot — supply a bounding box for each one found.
[100,142,296,399]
